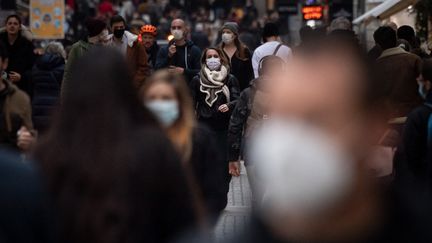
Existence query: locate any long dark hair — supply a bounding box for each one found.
[34,48,198,243]
[219,32,250,61]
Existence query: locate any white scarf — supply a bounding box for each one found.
[200,65,230,107]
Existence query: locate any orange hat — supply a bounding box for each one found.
[140,25,157,36]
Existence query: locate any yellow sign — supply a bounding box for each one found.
[30,0,64,39]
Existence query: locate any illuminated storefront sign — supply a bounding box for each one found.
[302,6,324,20]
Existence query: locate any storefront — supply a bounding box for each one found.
[353,0,418,49]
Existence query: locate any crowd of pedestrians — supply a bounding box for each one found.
[1,3,432,243]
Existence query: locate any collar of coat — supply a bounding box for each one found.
[378,47,408,60]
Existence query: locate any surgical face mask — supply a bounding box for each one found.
[249,118,354,217]
[146,100,179,127]
[172,29,184,40]
[418,82,428,100]
[222,33,234,44]
[206,57,221,71]
[113,28,125,39]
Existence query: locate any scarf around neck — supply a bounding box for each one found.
[199,65,230,107]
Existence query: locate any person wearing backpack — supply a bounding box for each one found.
[251,22,292,78]
[394,59,432,192]
[227,56,284,204]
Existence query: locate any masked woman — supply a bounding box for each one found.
[141,70,227,224]
[190,47,240,208]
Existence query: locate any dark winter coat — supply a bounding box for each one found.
[227,84,253,162]
[222,47,254,91]
[155,40,201,83]
[394,92,432,189]
[0,151,54,243]
[0,32,36,94]
[190,74,240,131]
[31,54,64,133]
[190,125,227,221]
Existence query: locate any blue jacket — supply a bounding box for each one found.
[155,40,201,83]
[31,54,65,133]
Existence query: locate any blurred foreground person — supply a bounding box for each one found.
[228,56,284,203]
[0,42,35,152]
[34,48,200,243]
[190,48,240,208]
[31,42,65,133]
[395,59,432,193]
[232,39,432,243]
[141,70,227,224]
[0,151,54,243]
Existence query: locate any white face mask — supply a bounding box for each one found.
[206,57,221,71]
[222,33,234,44]
[249,118,354,217]
[146,100,180,127]
[172,29,184,40]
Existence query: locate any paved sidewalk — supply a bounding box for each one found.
[214,163,252,242]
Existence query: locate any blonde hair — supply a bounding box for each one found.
[140,70,195,163]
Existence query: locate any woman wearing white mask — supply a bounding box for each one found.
[190,47,240,207]
[218,22,254,91]
[141,70,228,224]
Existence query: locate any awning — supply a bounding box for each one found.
[353,0,418,25]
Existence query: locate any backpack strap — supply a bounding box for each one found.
[273,43,283,56]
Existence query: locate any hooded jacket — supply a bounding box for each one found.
[31,54,65,133]
[155,40,201,83]
[108,31,150,88]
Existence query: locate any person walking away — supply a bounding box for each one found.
[397,25,430,59]
[0,15,35,95]
[62,17,110,100]
[34,48,201,243]
[251,22,292,78]
[140,24,160,71]
[155,19,201,84]
[373,26,422,124]
[141,70,227,224]
[218,22,254,91]
[190,47,240,208]
[108,15,150,88]
[31,42,65,134]
[0,42,35,152]
[227,56,284,205]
